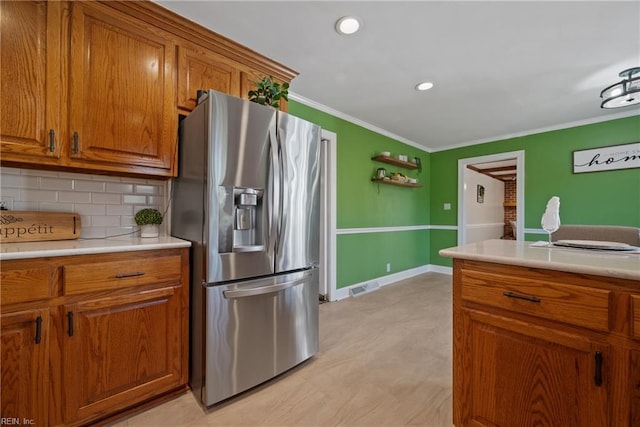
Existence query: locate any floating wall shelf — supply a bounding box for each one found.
[371,155,418,169]
[371,178,423,188]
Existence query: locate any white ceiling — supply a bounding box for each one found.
[155,1,640,152]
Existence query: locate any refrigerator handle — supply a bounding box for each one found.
[222,275,309,299]
[268,126,280,259]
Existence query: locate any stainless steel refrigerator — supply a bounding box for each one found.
[171,90,321,407]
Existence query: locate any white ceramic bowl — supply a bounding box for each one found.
[380,151,391,157]
[408,178,417,184]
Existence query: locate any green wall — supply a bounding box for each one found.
[288,101,431,288]
[430,115,640,267]
[290,99,639,283]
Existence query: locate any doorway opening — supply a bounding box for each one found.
[457,151,525,246]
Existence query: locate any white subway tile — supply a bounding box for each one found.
[105,226,138,238]
[41,178,74,191]
[107,204,133,216]
[106,182,133,193]
[59,191,91,203]
[121,215,136,226]
[123,195,146,204]
[21,189,57,202]
[134,184,159,195]
[39,203,74,212]
[90,174,121,182]
[3,175,40,189]
[13,201,39,210]
[22,169,59,177]
[0,188,21,199]
[80,227,107,239]
[91,216,121,227]
[92,193,121,204]
[75,180,106,192]
[0,167,21,175]
[75,204,106,215]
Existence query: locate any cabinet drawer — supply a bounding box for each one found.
[64,255,182,295]
[1,266,55,305]
[461,268,611,332]
[632,295,640,340]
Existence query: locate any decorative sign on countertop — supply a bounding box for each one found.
[0,211,81,243]
[573,141,639,173]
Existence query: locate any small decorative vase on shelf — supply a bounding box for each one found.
[140,224,159,238]
[135,208,163,238]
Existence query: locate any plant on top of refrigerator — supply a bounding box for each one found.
[248,76,289,109]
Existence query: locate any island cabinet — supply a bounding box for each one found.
[0,248,189,426]
[453,259,639,427]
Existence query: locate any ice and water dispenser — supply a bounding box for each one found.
[218,186,265,253]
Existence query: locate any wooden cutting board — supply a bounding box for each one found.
[0,211,81,243]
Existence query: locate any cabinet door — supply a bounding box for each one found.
[0,1,63,161]
[177,46,240,111]
[460,311,608,427]
[68,2,177,176]
[62,286,184,424]
[1,309,49,425]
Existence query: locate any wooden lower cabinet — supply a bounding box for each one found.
[462,311,607,426]
[453,259,639,427]
[1,309,50,426]
[0,248,189,426]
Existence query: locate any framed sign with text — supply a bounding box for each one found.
[572,142,639,174]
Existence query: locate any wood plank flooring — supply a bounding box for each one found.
[110,272,453,427]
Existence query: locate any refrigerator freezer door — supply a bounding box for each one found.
[275,112,321,273]
[205,91,278,283]
[203,269,319,406]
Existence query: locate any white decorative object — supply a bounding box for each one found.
[140,224,159,238]
[573,142,639,173]
[541,196,561,246]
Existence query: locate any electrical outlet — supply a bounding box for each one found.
[0,200,8,210]
[444,203,451,210]
[386,263,391,272]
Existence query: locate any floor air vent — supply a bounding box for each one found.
[349,281,380,297]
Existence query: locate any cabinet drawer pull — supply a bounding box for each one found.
[502,291,541,303]
[67,311,74,337]
[49,129,55,152]
[115,271,145,278]
[35,316,43,344]
[72,132,79,154]
[594,351,603,387]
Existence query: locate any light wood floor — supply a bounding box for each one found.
[111,272,453,427]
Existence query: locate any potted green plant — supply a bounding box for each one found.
[135,208,163,238]
[247,76,289,109]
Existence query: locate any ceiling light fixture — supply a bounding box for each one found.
[600,67,640,109]
[415,81,434,91]
[335,16,361,35]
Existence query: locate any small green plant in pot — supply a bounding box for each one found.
[247,76,289,109]
[135,208,163,238]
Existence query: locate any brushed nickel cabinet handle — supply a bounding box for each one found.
[72,132,79,154]
[502,291,541,303]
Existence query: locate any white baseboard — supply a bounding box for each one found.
[331,264,451,301]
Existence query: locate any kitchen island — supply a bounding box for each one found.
[1,236,191,426]
[440,239,639,427]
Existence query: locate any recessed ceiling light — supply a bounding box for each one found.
[415,81,434,91]
[336,16,361,35]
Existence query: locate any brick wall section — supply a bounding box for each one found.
[0,167,169,239]
[503,179,517,237]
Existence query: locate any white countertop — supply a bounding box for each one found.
[0,235,191,260]
[439,239,640,282]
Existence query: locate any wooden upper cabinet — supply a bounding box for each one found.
[68,2,177,176]
[0,1,64,161]
[177,46,241,111]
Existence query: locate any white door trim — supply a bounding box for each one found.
[457,150,525,245]
[320,129,337,301]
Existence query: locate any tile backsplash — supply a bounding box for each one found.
[0,167,170,239]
